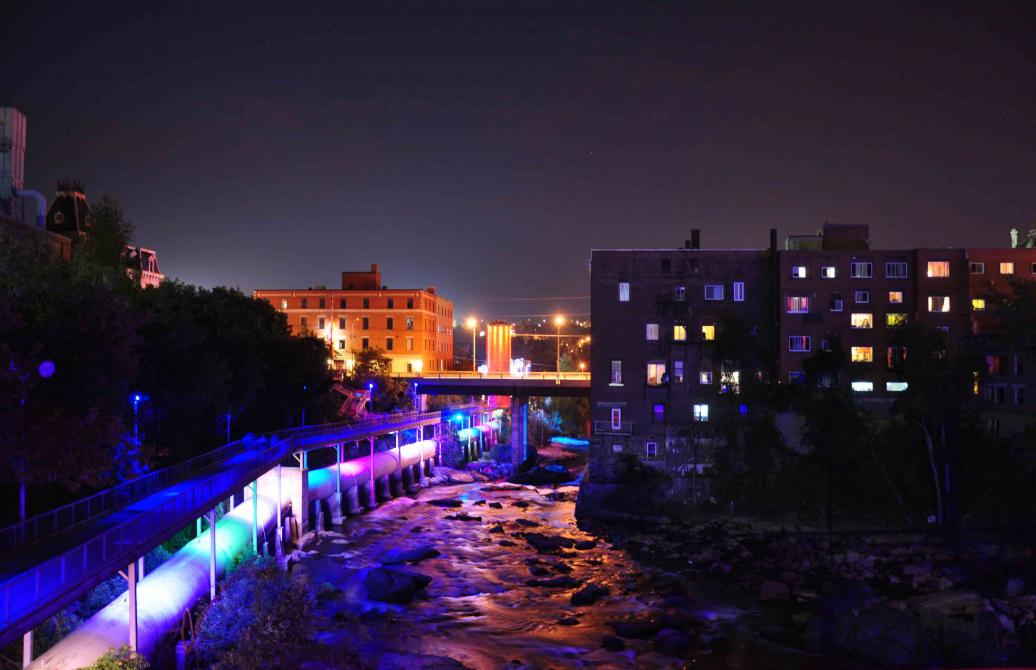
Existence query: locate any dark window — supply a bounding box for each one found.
[386,338,394,351]
[300,317,308,329]
[301,298,308,308]
[362,317,369,330]
[339,317,345,329]
[338,298,346,309]
[361,337,369,349]
[407,298,414,309]
[388,298,395,309]
[661,258,671,274]
[387,317,394,330]
[319,298,326,309]
[318,317,325,329]
[362,297,370,309]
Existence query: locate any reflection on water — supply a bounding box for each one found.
[295,481,874,669]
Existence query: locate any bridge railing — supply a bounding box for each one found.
[399,371,591,380]
[0,411,448,557]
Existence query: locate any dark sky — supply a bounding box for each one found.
[3,1,1034,320]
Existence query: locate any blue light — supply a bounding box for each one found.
[452,413,463,422]
[739,403,748,416]
[130,392,149,407]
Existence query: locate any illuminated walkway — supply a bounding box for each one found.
[0,406,494,657]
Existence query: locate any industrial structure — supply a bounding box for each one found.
[254,264,455,373]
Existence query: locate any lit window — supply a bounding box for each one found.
[850,262,873,278]
[789,371,806,383]
[886,382,909,392]
[851,381,874,392]
[791,265,807,279]
[700,370,713,384]
[1000,262,1015,275]
[969,262,985,274]
[733,281,745,302]
[926,261,950,277]
[887,313,907,327]
[886,262,909,279]
[972,298,986,311]
[704,284,724,301]
[406,317,414,330]
[647,362,667,386]
[928,296,951,313]
[855,291,869,304]
[851,346,873,362]
[645,441,658,459]
[788,335,811,352]
[693,404,709,422]
[406,337,415,351]
[786,296,809,313]
[646,323,659,340]
[673,360,684,383]
[611,408,623,430]
[674,286,686,302]
[889,291,903,303]
[338,339,345,350]
[612,443,623,453]
[673,324,687,341]
[610,360,622,384]
[653,403,665,421]
[701,324,716,341]
[850,313,873,329]
[618,282,630,302]
[280,299,288,310]
[821,266,836,279]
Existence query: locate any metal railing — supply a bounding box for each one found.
[593,420,634,435]
[399,371,591,381]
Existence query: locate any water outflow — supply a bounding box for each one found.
[31,439,440,668]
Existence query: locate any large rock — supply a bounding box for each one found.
[364,568,432,604]
[571,583,610,606]
[526,576,581,588]
[432,467,475,484]
[379,545,441,565]
[653,628,694,657]
[523,532,577,554]
[608,618,664,639]
[427,498,464,508]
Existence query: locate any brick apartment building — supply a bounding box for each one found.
[254,264,454,374]
[588,230,776,481]
[590,224,1036,479]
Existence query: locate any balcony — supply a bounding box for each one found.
[594,420,633,435]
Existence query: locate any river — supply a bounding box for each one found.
[291,476,876,669]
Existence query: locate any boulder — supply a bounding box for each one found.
[379,545,441,565]
[653,628,694,657]
[445,513,482,522]
[601,635,626,651]
[558,617,580,626]
[523,533,577,554]
[608,618,663,639]
[574,540,597,550]
[364,568,432,604]
[515,518,540,527]
[427,498,464,508]
[571,583,610,606]
[488,502,503,509]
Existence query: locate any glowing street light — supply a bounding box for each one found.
[466,317,478,373]
[554,314,565,381]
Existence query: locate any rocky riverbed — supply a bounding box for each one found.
[288,474,881,669]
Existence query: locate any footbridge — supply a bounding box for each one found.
[0,404,497,667]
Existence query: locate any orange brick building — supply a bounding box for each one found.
[254,264,454,373]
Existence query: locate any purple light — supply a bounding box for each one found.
[37,360,55,378]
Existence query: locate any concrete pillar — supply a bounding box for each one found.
[275,464,283,556]
[510,395,528,465]
[298,462,310,533]
[313,500,324,532]
[390,471,403,497]
[196,517,202,542]
[208,508,217,601]
[336,443,342,493]
[377,474,391,502]
[402,463,415,491]
[329,491,344,525]
[345,485,361,515]
[251,480,258,554]
[127,560,138,653]
[137,555,145,580]
[367,437,376,508]
[22,631,31,668]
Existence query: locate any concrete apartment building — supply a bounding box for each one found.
[254,264,454,374]
[588,230,776,482]
[590,224,1036,480]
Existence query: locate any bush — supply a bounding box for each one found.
[194,556,312,669]
[83,645,149,669]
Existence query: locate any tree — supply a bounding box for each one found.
[82,195,134,269]
[346,348,412,412]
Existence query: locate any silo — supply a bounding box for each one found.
[0,107,27,216]
[485,320,512,374]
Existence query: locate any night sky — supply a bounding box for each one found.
[3,1,1034,319]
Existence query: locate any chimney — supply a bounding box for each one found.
[770,228,777,252]
[690,228,701,250]
[1010,228,1019,248]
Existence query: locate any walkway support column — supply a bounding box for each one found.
[127,560,138,654]
[367,436,376,509]
[22,631,31,668]
[510,395,528,466]
[208,508,217,601]
[251,479,258,554]
[276,464,283,556]
[330,443,344,525]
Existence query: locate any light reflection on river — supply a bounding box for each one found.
[295,481,869,669]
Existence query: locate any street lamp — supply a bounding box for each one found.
[554,314,565,381]
[129,392,149,446]
[465,317,478,373]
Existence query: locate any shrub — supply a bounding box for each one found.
[194,556,312,669]
[83,645,149,669]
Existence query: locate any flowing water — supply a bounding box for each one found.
[294,480,873,669]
